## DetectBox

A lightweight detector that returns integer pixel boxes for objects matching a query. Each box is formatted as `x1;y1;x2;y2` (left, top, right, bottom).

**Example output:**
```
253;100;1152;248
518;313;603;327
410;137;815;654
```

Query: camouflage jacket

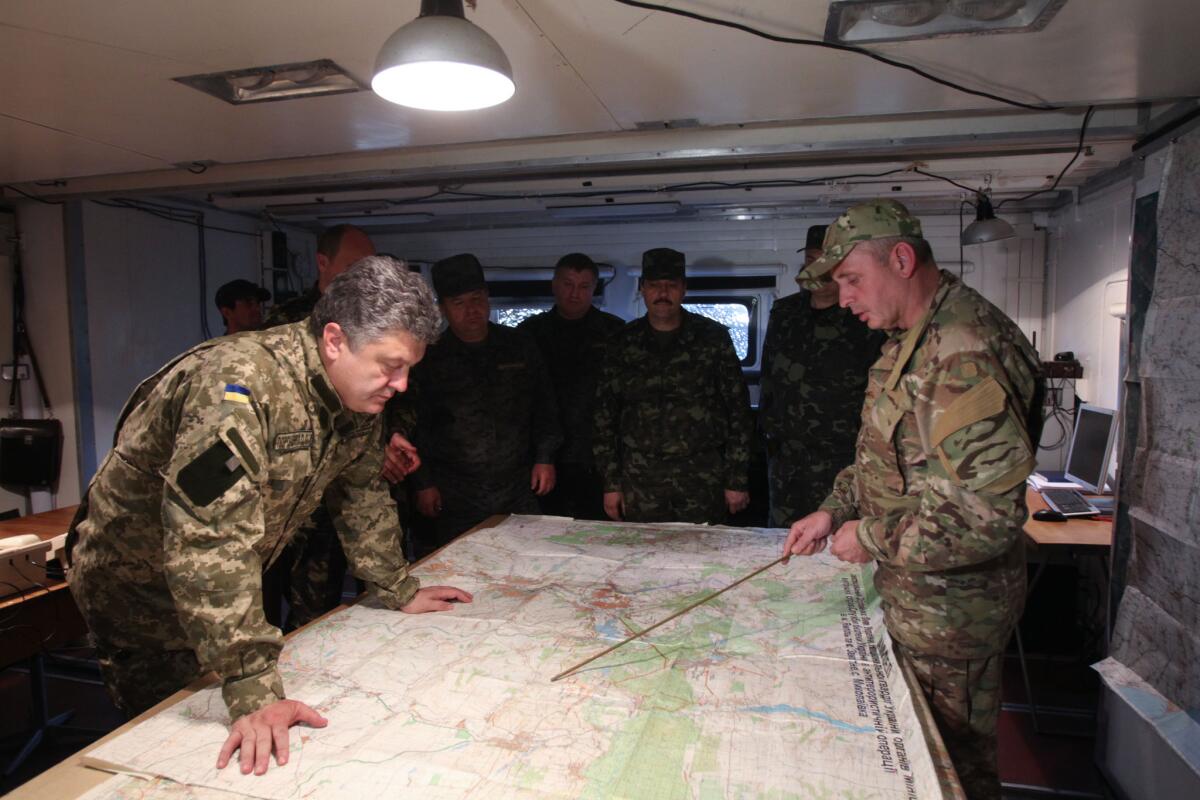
68;322;417;719
821;271;1041;659
517;306;625;467
759;291;885;457
593;310;753;492
408;322;562;490
262;282;320;327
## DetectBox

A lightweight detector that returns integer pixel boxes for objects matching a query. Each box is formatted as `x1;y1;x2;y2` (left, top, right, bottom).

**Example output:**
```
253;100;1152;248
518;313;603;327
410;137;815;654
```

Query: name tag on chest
273;431;314;453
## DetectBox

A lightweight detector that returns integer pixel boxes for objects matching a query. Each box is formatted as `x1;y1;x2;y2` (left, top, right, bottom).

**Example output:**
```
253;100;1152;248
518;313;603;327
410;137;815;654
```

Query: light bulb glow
372;61;514;111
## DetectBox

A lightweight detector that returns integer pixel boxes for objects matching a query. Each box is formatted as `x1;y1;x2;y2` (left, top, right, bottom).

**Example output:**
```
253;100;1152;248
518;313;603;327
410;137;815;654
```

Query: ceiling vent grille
173;59;366;105
824;0;1068;44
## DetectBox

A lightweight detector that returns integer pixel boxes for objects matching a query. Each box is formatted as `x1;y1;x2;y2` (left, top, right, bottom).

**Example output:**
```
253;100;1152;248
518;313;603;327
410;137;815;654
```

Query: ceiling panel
533;0;1200;125
0;0;1196;191
0;115;165;185
0;1;618;182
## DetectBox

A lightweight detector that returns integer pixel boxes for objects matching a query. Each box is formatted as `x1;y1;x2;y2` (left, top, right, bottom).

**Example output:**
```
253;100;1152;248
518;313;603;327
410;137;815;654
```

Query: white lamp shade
372;15;514;111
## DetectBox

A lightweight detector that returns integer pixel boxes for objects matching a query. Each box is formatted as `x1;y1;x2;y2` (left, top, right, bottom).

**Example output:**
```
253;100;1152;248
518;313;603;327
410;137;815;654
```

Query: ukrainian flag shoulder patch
222;383;252;404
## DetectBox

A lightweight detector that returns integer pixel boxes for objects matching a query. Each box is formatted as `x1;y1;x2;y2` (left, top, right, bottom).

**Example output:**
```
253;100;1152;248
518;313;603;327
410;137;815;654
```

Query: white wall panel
1046;181;1132;411
79;202;286;473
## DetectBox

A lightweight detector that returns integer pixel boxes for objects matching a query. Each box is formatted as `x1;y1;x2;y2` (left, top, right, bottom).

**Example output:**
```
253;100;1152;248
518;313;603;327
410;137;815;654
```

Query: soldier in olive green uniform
261;224;381;630
593;248;753;524
517;253;624;520
67;258;470;775
784;201;1042;799
408;254;563;555
760;224;885;527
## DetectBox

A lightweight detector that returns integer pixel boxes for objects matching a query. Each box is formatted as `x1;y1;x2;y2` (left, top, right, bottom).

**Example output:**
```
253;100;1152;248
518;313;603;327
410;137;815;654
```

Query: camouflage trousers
69;560;204;718
766;441;854;528
896;644;1004;800
621;463;726;525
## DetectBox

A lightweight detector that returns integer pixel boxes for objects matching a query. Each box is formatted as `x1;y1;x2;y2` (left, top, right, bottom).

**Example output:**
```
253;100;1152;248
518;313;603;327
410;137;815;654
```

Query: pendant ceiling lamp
372;0;515;111
961;193;1016;245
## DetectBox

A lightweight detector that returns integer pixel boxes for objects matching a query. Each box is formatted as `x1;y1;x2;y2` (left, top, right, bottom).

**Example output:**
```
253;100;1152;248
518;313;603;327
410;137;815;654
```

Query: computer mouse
1032;509;1067;523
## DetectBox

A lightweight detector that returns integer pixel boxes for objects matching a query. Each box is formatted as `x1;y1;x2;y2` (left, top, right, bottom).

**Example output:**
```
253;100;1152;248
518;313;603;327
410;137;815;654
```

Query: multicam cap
432;253;486;299
797;200;923;288
641;248;685;281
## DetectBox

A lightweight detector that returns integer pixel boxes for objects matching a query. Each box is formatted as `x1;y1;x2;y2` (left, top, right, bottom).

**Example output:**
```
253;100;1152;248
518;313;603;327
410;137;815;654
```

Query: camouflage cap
797;200;923;288
432;253;486;299
641;248;685;281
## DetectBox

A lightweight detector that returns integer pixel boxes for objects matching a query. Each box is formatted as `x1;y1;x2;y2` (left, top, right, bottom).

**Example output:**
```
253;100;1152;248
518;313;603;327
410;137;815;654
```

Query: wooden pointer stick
551;553;790;682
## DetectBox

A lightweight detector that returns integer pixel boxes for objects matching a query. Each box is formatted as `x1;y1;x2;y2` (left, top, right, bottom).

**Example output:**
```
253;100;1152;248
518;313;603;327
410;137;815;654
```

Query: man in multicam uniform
261;224;417;630
593;248;753;524
67;257;471;776
784;200;1042;799
759;224;885;528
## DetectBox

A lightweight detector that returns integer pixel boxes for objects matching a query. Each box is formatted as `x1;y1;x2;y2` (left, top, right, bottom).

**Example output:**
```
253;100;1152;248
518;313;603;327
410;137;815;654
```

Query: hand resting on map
217;699;327;776
216;587;472;774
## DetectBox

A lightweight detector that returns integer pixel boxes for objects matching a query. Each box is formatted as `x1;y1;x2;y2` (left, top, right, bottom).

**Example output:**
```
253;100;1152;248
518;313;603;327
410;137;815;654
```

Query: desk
1017;488;1112;733
1;506;95;777
1023;489;1111;549
1;505;84;666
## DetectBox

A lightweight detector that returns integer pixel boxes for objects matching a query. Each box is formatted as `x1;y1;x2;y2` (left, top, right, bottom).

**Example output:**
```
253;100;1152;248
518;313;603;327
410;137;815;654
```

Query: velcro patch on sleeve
177;440;246;508
932;375;1006;447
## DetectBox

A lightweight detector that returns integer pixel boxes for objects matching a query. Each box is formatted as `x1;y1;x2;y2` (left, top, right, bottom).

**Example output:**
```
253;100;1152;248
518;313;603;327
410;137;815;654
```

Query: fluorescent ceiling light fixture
825;0;1067;44
961;194;1016;245
173;60;364;105
372;0;515;111
547;202;682;220
266;201;391;217
314;213;435;226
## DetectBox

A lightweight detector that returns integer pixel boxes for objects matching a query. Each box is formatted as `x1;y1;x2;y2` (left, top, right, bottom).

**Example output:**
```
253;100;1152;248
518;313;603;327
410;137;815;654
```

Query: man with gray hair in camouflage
67;256;472;777
783;200;1042;799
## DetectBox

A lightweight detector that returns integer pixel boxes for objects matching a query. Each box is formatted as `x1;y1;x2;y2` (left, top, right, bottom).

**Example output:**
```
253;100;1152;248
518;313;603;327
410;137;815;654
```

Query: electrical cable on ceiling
89;198;262;238
385;167;924;207
998;105;1096;207
1;185;64;205
609;0;1062;112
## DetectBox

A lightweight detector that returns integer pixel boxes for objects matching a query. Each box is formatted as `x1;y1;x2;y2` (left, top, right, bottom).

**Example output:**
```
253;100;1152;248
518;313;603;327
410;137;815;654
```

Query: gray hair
309;255;442;347
855;236;934;266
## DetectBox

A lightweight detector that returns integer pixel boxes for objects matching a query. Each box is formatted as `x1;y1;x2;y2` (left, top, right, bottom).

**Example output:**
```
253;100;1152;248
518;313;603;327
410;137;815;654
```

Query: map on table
83;516;942;799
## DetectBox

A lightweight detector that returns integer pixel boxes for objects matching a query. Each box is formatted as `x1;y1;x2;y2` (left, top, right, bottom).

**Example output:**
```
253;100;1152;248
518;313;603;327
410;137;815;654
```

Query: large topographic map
81;516;944;799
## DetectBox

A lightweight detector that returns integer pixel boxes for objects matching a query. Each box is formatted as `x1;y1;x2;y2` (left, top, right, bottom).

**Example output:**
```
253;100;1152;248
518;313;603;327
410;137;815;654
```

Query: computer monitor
1064;404;1118;493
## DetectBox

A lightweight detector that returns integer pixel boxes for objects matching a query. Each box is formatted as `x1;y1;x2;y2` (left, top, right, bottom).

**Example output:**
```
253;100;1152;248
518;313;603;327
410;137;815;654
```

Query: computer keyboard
1041;488;1096;516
